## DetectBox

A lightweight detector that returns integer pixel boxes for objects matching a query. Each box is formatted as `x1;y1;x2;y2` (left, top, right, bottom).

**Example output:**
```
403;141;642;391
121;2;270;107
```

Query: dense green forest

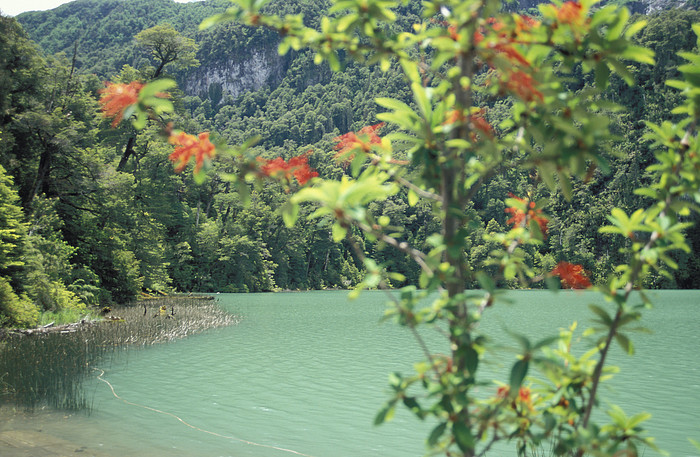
1;0;699;327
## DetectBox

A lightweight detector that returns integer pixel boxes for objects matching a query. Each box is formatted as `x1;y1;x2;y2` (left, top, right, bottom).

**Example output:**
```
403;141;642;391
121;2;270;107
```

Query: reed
0;296;237;410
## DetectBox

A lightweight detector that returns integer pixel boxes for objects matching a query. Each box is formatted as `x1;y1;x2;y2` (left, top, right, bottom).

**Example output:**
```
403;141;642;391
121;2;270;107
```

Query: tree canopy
0;2;698;328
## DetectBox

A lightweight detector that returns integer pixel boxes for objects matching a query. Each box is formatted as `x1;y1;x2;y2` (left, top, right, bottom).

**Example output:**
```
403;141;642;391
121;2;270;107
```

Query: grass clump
0;296;237;410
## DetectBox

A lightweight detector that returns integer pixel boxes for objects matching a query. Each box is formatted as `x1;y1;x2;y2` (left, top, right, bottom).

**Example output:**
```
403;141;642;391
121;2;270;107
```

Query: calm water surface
2;290;699;457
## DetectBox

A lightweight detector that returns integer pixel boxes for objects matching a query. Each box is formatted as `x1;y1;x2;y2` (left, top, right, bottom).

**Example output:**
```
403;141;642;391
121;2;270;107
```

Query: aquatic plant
0;297;237;410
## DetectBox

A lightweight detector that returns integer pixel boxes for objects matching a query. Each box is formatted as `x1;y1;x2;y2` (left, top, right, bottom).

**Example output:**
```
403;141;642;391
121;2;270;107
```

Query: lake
1;290;699;457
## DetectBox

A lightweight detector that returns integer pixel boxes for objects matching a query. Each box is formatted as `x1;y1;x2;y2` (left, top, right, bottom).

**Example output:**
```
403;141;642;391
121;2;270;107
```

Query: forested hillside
1;0;699;327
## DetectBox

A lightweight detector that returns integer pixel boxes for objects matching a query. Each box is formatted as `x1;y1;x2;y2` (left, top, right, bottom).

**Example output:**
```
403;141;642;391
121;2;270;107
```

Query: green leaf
621;45;655;65
332;223;348;242
193;168;208;185
281;201;299;227
624;20;647;39
475;271;495;293
510;359;529;390
615;332;634;355
400;58;421;84
533;335;560;350
200;12;231;30
453;421;475;453
407;189;419;206
628;411;652;429
608;58;635;85
139;79;176;99
589;304;613;326
374;402;396;425
411;82;432;119
595;61;611;90
402;396;422;416
376;97;414;113
427;422;447;447
132;111;147;130
463;345;479;376
559;171;573;200
545;275;560;291
689;438;700;451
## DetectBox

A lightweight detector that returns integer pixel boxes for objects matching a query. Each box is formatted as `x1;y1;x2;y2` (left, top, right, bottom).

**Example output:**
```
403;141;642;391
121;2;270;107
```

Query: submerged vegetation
0;296;237;410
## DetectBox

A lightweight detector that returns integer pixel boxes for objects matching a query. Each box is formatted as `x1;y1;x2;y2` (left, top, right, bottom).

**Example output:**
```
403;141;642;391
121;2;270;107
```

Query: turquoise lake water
2;290;699;456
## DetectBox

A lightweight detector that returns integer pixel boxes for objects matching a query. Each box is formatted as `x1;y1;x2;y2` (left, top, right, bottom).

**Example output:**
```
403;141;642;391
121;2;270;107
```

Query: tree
0;164;27;281
114;26;197;172
0;164;38;327
135;24;199;79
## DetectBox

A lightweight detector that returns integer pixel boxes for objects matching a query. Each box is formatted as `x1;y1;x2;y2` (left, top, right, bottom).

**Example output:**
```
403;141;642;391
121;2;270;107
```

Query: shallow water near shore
1;290;699;457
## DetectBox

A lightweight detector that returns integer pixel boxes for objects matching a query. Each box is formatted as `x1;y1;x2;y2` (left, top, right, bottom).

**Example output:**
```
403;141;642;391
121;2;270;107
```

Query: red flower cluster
518;386;532;405
258;152;318;186
334;123;384;157
551;261;592;289
472;16;545;103
168;132;216;174
99;81;143;127
555;1;585;26
445;109;494;140
495;385;532;406
505;70;544;103
497;385;510;399
468;110;495;139
473;16;539;62
505;194;548;235
514;14;540;35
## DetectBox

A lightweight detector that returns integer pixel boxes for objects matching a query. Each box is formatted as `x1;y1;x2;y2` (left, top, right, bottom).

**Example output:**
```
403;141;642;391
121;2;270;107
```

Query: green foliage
16;0;229;78
0;277;38;328
0;1;698;310
0;165;27;274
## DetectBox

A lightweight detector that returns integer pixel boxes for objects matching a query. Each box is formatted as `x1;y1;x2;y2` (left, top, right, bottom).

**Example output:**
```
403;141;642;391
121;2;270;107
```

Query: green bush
0;277;39;328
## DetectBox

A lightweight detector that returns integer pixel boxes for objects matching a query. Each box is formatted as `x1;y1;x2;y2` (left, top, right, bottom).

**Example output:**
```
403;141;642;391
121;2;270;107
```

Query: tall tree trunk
26;141;53;208
195;200;201;229
153;61;166;79
116;136;136;172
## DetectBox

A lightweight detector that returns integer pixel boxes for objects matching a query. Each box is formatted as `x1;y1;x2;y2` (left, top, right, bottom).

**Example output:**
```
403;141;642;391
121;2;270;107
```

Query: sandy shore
0;407;112;457
0;428;113;457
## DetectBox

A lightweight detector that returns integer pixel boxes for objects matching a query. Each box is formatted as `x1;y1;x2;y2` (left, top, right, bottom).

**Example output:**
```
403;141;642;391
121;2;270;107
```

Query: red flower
487;17;505;30
551;261;592;289
258;152;318;186
333;123;385;161
448;25;461;41
168;131;216;174
444;108;494;139
99;81;143;127
515;14;540;34
556;1;585;26
497;386;510;399
468;111;495;139
505;70;544;103
474;16;539;68
260;157;289;176
518;387;532;404
292;164;318;185
505;194;548;235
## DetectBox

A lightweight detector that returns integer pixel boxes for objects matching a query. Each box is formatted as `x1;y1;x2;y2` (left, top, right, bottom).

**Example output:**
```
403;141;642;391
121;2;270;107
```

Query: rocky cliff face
182;42;291;101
